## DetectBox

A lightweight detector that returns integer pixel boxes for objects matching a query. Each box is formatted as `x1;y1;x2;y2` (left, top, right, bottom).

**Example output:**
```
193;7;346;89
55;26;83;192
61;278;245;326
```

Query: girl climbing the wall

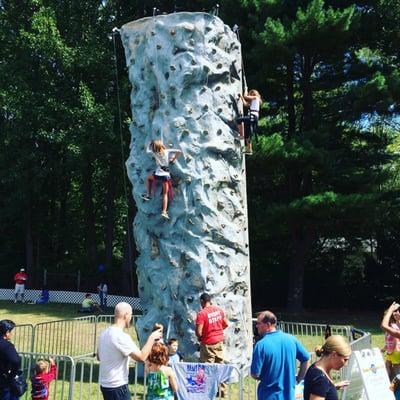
145;342;178;400
239;89;262;155
141;140;182;220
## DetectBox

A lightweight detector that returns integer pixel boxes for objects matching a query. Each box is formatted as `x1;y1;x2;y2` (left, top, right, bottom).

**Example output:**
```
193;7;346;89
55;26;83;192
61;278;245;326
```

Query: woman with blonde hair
303;335;351;400
239;89;262;155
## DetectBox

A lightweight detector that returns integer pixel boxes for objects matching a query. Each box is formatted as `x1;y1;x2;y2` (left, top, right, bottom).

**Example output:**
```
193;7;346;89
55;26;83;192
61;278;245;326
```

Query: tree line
1;0;399;311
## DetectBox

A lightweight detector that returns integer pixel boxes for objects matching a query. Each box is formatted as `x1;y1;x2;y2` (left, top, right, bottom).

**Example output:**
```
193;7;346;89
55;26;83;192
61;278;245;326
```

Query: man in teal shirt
251;311;310;400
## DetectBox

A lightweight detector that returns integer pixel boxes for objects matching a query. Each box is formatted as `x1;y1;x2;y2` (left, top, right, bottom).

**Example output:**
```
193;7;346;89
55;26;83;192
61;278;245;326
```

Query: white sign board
353;348;394;400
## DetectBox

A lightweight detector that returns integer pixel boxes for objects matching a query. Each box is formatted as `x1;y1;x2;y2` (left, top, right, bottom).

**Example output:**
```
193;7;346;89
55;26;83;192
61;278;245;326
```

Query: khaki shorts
200;341;224;364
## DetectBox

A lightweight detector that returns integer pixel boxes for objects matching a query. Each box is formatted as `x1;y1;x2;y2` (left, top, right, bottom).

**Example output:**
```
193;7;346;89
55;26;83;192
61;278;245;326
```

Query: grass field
0;301;386;399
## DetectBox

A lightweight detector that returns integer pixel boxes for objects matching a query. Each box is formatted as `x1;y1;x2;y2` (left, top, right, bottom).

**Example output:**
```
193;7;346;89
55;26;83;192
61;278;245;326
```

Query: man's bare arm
129;328;162;362
195;323;203;340
297;360;309;383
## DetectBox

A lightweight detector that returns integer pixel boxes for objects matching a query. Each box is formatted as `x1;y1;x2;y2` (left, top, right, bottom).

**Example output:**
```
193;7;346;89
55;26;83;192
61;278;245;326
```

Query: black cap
0;320;16;335
200;293;211;303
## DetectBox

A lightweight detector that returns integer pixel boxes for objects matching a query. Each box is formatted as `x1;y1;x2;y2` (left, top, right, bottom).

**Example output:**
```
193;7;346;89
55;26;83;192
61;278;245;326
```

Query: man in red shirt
195;293;229;395
14;267;28;303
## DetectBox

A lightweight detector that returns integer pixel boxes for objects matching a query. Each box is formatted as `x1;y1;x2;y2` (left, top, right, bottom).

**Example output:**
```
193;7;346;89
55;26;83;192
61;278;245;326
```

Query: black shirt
304;363;338;400
0;337;21;386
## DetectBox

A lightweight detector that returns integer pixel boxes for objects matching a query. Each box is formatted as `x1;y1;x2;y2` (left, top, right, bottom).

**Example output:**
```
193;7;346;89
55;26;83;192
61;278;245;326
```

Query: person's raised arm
169;149;182;164
129;328;162;362
240;93;249;107
382;302;400;338
242;93;258;101
146;141;153;154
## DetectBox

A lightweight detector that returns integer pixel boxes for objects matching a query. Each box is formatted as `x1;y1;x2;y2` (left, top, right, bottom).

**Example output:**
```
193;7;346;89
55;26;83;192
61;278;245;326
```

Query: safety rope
233;24;248;94
152;8;163;142
112;29;136;297
232;24;251;304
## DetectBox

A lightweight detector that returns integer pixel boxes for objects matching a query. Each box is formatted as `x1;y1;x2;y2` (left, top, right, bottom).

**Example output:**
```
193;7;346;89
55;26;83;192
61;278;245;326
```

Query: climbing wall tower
121;12;252;367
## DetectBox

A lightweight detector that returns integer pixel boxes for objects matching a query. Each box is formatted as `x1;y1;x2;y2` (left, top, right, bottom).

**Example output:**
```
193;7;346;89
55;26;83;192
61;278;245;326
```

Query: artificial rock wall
121;12;252;367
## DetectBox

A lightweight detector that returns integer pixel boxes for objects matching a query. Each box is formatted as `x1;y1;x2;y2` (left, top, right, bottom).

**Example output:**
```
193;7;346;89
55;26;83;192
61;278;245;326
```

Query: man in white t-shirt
97;302;162;400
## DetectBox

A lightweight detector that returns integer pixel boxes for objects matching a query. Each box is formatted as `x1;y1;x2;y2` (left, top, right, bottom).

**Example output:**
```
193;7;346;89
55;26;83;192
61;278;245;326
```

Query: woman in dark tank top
303;335;351;400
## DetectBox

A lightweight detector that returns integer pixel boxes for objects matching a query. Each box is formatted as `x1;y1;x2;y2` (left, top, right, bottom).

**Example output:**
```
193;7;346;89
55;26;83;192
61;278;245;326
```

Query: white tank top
250;98;260;113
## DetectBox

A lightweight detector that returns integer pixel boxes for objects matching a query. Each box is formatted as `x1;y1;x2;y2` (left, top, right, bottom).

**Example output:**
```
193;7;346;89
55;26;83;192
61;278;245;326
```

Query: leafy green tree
246;0;399;310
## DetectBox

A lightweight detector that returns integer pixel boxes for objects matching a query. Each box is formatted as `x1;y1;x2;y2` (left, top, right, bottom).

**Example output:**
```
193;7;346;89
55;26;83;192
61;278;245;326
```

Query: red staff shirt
196;305;227;345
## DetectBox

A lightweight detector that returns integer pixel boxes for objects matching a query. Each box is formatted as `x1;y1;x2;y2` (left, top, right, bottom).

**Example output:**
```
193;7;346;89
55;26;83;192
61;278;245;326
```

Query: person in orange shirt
14;268;28;303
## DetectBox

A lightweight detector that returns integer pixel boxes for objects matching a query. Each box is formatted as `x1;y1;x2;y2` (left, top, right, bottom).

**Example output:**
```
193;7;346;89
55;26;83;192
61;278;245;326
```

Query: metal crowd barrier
241;364;257;400
13;315;139;360
12;317;371;400
13;323;34;353
33;316;97;357
278;321;352;342
72;356;142;400
18;352;76;400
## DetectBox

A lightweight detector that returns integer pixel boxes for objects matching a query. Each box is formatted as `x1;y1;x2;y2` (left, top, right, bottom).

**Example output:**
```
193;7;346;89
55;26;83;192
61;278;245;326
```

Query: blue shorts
100;384;130;400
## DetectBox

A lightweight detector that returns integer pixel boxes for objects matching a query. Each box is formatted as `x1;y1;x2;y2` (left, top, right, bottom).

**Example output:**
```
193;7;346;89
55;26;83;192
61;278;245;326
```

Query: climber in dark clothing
0;320;21;400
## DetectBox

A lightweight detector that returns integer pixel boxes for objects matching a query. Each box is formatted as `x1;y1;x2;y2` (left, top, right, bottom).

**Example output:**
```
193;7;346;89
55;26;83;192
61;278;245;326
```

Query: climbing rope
232;24;248;94
112;29;136;297
152;8;163;142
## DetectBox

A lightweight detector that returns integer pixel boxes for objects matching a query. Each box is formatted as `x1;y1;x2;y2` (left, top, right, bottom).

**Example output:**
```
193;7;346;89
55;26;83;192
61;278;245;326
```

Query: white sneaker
161;212;170;220
141;194;151;201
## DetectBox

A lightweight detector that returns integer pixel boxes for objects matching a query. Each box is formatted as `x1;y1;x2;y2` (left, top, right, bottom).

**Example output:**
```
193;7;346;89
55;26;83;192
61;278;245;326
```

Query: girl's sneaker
161;211;170;220
141;194;151;201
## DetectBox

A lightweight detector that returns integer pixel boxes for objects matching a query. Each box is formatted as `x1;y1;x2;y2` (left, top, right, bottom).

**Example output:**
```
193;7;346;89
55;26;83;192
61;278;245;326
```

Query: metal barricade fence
72;356;143;400
18;352;76;400
13;324;34;353
278;321;352;342
241;365;257;400
17;352;142;400
12;317;371;399
33;316;97;357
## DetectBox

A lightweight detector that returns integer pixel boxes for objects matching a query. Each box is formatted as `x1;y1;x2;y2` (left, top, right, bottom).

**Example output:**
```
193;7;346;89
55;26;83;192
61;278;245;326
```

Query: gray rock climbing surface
121;12;252;368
